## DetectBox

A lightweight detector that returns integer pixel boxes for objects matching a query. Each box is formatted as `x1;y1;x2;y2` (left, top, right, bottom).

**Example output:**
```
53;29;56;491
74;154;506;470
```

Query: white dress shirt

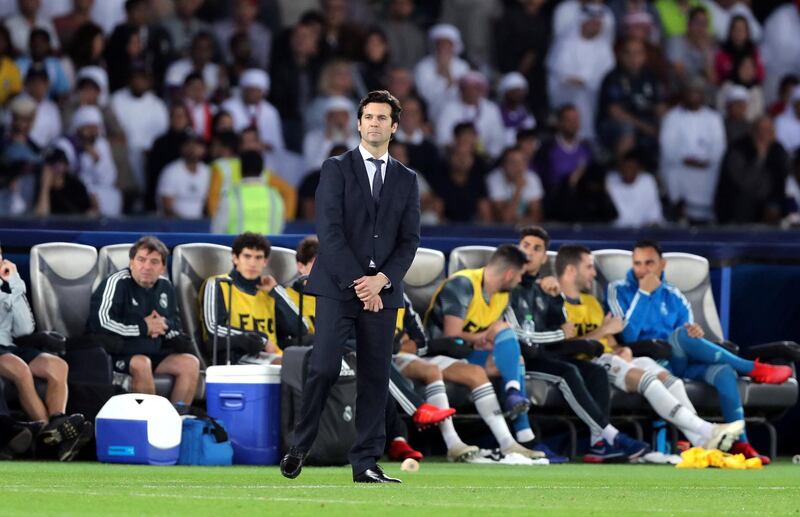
358;144;388;193
357;144;391;285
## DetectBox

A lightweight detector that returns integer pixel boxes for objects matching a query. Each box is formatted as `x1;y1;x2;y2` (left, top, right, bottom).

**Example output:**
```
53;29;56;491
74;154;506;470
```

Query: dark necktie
367;158;384;204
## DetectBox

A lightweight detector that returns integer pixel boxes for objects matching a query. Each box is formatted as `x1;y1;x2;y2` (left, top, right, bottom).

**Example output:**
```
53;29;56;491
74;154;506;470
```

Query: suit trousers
293;294;397;475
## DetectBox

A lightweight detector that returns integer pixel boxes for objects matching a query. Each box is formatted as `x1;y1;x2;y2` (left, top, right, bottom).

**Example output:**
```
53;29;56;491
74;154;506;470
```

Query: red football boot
412;403;456;429
387;438;423;462
748;359;792;384
729;441;771;466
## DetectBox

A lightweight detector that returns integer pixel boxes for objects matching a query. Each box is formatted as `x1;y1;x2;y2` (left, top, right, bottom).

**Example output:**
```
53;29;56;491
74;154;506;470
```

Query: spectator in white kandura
110;65;169;193
4;0;60;55
497;72;536;148
62;105;122;216
553;0;615;46
221;68;284;152
762;2;800;103
486;145;543;224
164;31;223;97
302;95;360;171
659;78;726;223
547;6;615;140
413;23;469;120
605;149;664;228
22;65;61;148
775;86;800;155
436;71;505;159
157;132;210;219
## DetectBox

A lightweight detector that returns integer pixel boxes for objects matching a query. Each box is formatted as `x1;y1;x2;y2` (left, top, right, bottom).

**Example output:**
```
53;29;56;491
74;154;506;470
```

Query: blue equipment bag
178;409;234;466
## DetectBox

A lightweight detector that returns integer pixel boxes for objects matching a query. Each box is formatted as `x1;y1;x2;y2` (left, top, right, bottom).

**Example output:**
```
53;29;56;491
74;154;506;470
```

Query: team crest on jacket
160;293;168;308
536;296;546;312
660;302;668;316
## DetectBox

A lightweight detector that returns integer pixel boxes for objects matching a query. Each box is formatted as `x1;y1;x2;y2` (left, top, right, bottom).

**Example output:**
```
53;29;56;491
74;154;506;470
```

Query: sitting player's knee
466;364;489;387
44;356;69;382
180;354;200;372
1;356;32;383
129;355;153;377
623;367;644;393
422;363;442;384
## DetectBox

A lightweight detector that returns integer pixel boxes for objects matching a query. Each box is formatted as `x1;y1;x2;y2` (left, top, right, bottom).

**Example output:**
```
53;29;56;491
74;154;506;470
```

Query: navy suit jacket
306;147;421;309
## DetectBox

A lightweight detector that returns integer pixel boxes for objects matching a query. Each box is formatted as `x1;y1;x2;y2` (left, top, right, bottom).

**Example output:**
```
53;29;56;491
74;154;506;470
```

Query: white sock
662;376;706;445
392;436;406;442
639;373;712;444
599;424;619;445
471;382;515;450
425;381;461;449
516;428;535;443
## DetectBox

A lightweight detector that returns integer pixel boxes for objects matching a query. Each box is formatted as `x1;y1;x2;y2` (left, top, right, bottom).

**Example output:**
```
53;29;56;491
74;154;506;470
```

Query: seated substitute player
424;244;545;459
507;226;648;462
283;235;456;445
396;289;542;462
0;248;92;461
556;245;746;459
88;236;200;405
200;232;307;366
607;240;792;463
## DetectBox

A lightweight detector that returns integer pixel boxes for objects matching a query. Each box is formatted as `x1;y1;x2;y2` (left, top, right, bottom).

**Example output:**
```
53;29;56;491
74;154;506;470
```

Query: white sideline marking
0;487;775;514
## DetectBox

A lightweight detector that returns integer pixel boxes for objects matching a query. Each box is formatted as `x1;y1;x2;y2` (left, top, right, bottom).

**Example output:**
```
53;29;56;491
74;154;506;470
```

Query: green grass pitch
2;460;799;516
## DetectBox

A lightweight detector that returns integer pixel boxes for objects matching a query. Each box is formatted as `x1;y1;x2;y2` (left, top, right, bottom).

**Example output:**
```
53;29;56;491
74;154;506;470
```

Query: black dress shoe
353;465;402;483
280;447;305;479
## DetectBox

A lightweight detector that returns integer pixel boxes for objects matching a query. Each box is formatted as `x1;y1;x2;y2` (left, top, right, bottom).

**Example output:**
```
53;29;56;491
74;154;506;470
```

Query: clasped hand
144;310;168;338
354;275;387;312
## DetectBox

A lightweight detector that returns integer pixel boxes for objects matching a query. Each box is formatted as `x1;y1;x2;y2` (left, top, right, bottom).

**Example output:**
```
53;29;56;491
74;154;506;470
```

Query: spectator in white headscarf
547;7;615;140
221;68;284;152
413;23;470;120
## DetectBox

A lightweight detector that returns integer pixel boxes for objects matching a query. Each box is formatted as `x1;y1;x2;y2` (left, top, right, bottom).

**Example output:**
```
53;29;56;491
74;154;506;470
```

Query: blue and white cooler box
205;364;281;465
95;393;182;465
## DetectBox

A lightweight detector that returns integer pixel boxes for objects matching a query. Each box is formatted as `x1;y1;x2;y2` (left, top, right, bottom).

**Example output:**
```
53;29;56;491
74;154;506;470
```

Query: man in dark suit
281;90;421;483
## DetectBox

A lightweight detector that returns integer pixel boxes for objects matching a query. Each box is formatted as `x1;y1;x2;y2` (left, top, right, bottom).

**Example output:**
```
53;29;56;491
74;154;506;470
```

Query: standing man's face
357;102;397;148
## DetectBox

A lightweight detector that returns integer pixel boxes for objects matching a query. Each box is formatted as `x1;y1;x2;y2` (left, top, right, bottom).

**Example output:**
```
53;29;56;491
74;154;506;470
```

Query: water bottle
522;314;535;342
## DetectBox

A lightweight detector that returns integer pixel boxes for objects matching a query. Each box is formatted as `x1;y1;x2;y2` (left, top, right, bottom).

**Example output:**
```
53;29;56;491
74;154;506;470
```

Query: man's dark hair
129;236;169;265
453;121;477;138
555;244;592;277
633;239;663;257
232;232;271;258
183;71;204;87
296;236;319;265
557;103;578;119
516;128;538;142
213;130;239;153
688;6;708;22
240;150;263;178
499;145;523;165
488;244;528;272
357;90;402;125
125;0;146;13
519;225;550;248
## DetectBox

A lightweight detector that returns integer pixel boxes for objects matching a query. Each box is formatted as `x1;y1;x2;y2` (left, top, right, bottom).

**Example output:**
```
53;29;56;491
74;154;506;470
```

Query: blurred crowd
2;0;800;228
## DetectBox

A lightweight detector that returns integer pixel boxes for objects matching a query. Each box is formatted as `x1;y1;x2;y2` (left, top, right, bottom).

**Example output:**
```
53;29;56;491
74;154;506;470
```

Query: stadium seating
171;243;232;368
403;248;446;315
447;245;496;275
93;244;134;292
263;246;298;285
